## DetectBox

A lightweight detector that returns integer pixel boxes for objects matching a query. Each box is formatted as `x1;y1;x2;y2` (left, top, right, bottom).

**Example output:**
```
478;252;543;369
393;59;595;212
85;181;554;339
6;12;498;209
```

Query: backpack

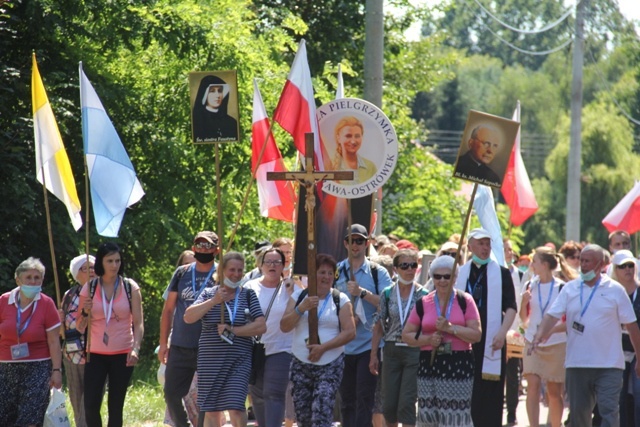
89;277;133;311
334;261;380;294
414;289;467;340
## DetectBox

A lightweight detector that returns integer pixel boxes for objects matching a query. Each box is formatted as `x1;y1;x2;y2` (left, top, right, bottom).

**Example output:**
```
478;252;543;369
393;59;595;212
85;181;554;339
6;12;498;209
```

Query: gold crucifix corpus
267;132;354;344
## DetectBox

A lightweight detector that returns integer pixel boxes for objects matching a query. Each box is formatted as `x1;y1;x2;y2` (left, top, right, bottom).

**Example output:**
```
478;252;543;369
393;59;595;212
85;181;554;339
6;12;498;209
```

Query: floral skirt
417;350;474;427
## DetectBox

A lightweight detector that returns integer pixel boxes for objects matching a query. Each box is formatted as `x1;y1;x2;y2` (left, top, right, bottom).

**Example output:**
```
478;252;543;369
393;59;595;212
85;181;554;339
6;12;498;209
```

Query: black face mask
194;252;215;264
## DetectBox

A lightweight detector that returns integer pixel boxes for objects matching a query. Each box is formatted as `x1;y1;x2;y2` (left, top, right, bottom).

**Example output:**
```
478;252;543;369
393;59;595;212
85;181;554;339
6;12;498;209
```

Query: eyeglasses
345;238;367;245
441;251;457;257
616;263;635;270
263;260;283;267
433;274;451;280
397;262;418;270
79;266;95;272
194;241;218;250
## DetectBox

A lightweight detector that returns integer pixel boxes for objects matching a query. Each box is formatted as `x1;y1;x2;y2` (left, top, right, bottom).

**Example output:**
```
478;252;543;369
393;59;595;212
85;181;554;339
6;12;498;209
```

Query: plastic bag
43;388;71;427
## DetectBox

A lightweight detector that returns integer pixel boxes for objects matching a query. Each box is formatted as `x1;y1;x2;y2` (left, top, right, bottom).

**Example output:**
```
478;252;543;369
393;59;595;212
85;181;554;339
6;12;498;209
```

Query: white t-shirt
244;279;297;356
548;276;636;369
522;278;566;346
290;288;350;366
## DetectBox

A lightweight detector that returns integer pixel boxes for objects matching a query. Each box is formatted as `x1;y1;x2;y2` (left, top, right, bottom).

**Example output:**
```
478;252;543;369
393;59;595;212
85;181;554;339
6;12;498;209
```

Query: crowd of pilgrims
2;227;640;427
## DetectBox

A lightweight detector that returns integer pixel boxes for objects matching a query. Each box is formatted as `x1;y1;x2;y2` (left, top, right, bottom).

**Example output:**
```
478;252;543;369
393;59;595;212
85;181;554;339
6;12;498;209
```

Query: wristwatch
360;289;368;299
52;368;62;373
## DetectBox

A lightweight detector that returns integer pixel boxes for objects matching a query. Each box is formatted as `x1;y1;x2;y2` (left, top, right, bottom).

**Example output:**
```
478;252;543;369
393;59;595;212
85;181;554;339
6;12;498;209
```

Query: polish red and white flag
252;79;296;222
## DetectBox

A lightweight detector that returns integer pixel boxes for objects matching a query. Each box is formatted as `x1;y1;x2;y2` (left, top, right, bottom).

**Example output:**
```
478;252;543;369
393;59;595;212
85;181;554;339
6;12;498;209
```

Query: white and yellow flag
32;53;82;230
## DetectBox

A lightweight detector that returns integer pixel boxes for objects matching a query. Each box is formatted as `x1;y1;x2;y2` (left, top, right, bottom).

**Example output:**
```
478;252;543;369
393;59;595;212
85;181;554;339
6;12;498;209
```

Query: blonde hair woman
332;116;376;184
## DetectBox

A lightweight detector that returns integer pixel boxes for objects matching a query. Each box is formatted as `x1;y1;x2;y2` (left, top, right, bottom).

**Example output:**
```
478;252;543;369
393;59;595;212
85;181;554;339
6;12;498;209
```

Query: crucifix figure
267;132;353;344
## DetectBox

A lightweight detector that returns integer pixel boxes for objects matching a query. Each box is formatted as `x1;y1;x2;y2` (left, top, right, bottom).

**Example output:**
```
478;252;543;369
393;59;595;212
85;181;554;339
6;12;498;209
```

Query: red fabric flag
602;181;640;234
273;39;329;171
501;103;538;226
252;79;296;222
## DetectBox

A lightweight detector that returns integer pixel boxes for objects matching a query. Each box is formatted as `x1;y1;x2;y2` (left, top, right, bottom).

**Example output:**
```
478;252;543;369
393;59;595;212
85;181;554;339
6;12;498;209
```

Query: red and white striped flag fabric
501;102;538;226
252;79;296;222
273;39;328;171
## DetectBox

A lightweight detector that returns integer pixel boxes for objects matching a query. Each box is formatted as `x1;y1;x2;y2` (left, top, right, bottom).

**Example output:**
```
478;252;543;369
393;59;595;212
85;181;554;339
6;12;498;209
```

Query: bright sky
396;0;640;41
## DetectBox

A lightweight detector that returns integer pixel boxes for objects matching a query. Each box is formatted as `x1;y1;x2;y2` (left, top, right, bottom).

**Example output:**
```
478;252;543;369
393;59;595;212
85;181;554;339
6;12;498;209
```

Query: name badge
436;342;452;355
221;329;236;345
65;339;83;353
395;335;408;346
10;343;29;360
572;321;585;334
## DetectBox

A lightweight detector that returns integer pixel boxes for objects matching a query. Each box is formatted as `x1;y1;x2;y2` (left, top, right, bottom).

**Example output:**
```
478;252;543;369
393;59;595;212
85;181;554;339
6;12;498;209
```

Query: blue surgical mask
20;284;42;299
580;269;597;282
223;277;244;289
518;265;528;273
472;254;490;265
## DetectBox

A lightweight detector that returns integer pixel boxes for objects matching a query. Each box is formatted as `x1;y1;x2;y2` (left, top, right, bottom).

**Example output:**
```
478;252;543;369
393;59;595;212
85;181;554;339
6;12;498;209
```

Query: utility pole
566;0;587;242
364;0;384;235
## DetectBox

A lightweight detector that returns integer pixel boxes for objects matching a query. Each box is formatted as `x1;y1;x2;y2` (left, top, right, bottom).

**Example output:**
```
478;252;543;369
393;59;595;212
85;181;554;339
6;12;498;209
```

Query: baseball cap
468;228;491;241
254;239;271;254
344;224;368;239
396;239;418;251
194;231;219;245
440;241;458;252
612;249;636;266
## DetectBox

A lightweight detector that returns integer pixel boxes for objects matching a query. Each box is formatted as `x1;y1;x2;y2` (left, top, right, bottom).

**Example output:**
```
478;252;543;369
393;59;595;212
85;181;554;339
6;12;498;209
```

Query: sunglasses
345;238;367;245
397;262;418;270
441;251;457;257
616;263;635;270
194;241;218;250
432;274;451;280
263;260;283;267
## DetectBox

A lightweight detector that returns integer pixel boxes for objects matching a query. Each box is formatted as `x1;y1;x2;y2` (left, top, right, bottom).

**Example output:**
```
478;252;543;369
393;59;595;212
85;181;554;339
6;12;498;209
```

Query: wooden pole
432;183;478;365
226;119;277;252
83;156;91;361
215;142;225;325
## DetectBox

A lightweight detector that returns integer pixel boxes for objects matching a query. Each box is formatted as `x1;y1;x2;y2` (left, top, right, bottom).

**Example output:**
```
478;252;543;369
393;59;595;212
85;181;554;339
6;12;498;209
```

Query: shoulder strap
61;285;80;314
295;289;309;307
331;288;341;317
414;296;425;340
455;289;466;315
384;287;392;315
89;278;99;299
371;262;379;294
122;278;133;311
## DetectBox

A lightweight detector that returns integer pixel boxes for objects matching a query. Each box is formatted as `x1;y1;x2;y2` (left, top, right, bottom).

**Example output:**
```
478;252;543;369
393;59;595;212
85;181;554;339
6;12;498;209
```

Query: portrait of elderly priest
454;124;503;186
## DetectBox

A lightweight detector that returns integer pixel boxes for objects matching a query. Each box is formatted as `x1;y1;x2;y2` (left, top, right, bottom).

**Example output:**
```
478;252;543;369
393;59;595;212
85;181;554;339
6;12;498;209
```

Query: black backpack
414;289;467;340
295;288;343;330
334;261;380;294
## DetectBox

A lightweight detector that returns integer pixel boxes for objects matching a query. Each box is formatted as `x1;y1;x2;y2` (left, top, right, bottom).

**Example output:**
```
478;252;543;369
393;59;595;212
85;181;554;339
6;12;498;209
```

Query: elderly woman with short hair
402;255;481;427
0;257;63;427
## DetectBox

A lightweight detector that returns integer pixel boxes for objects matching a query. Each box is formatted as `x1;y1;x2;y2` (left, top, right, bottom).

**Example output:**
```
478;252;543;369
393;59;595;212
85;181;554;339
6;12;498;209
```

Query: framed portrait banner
316;98;398;198
189;70;240;144
452;110;520;189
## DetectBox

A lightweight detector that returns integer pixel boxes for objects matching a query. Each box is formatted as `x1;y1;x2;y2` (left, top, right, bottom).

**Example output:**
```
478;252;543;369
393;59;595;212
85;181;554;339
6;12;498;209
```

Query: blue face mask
223;277;244;289
518;265;528;273
472;254;490;265
20;285;42;299
580;269;597;282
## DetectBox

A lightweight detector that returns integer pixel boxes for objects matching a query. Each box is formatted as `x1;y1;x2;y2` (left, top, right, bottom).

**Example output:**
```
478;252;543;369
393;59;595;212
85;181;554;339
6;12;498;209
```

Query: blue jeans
620;358;640;427
249;351;292;427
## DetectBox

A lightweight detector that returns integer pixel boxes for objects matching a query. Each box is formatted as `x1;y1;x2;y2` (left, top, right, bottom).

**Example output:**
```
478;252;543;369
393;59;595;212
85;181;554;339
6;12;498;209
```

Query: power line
585;45;640;126
472;0;578;35
483;25;574;55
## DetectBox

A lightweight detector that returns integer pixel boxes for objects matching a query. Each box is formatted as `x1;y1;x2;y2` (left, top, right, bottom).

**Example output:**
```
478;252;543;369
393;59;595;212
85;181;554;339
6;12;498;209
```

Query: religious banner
452;110;519;189
317;98;398;198
293;98;398;273
189;70;240;144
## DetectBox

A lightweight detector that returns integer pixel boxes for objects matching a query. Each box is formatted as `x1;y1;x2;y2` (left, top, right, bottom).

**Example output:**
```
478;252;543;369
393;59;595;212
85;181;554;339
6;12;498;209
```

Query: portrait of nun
191;74;239;143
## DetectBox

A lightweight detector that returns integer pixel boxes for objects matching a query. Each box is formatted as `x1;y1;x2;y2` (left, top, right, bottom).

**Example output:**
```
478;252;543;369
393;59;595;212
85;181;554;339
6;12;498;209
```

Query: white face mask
397;277;413;285
223;277;245;289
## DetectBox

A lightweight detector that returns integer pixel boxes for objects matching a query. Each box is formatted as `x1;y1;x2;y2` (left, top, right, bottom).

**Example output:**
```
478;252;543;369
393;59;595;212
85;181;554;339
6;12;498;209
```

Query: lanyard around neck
224;288;241;326
579;277;601;318
395;282;416;327
101;277;120;327
16;293;38;339
537;278;555;317
191;263;216;299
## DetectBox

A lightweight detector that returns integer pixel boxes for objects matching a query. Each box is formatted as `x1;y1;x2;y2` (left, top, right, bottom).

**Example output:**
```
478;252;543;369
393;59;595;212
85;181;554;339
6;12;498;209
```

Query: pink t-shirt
0;288;61;361
79;278;138;355
407;291;480;351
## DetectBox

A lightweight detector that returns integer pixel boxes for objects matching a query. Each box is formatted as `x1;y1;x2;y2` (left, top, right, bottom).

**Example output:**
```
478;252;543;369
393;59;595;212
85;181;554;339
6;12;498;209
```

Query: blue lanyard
16;294;38;338
317;292;332;318
191;263;215;299
580;278;601;318
537;278;555;317
467;270;485;306
434;292;455;320
224;288;241;326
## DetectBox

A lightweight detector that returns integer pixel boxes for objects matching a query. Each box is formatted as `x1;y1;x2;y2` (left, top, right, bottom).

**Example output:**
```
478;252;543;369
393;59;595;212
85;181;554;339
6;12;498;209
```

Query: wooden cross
267;132;353;344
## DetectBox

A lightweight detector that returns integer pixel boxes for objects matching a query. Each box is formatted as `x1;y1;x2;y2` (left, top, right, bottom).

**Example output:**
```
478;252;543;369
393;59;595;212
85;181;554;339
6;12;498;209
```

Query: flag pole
432;182;478;366
80;61;92;361
215;142;226;325
507;101;521;239
40;170;63;312
226;118;277;252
